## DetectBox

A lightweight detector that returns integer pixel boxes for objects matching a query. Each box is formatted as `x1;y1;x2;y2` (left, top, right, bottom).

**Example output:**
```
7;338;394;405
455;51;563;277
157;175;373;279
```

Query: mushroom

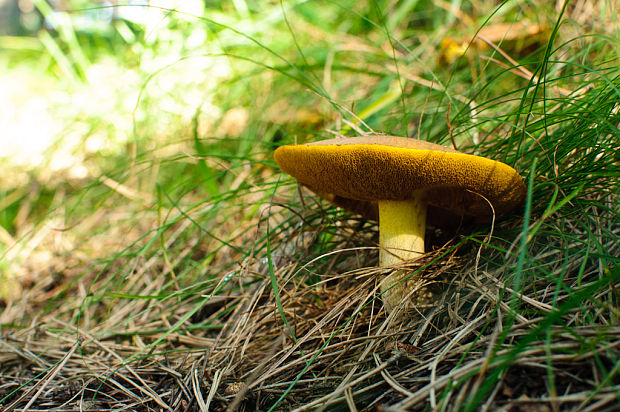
274;135;526;310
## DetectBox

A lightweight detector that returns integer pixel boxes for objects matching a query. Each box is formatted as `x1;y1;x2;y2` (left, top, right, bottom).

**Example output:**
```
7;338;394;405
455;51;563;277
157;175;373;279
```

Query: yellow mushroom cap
274;136;526;220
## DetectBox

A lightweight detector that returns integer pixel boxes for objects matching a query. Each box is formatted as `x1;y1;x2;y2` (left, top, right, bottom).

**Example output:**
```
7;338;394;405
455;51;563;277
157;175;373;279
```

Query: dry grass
1;190;618;410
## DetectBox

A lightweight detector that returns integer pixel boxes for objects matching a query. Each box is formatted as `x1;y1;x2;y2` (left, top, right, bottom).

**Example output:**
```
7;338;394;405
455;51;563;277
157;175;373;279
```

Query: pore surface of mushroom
274;136;526;310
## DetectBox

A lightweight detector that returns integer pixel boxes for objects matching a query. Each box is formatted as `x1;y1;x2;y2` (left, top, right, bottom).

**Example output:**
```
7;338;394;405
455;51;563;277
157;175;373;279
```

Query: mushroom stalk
378;191;427;309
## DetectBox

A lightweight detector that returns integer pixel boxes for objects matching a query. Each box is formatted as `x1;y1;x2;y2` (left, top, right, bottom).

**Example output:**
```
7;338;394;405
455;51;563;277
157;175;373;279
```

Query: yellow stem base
378;195;427;310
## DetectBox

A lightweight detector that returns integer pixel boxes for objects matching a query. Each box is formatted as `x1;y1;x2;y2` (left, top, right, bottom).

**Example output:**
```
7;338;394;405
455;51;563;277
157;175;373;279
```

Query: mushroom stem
378;192;427;309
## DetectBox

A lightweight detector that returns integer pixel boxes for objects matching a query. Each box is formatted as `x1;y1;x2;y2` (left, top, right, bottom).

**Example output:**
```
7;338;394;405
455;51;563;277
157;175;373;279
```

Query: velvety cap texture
274;136;526;218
